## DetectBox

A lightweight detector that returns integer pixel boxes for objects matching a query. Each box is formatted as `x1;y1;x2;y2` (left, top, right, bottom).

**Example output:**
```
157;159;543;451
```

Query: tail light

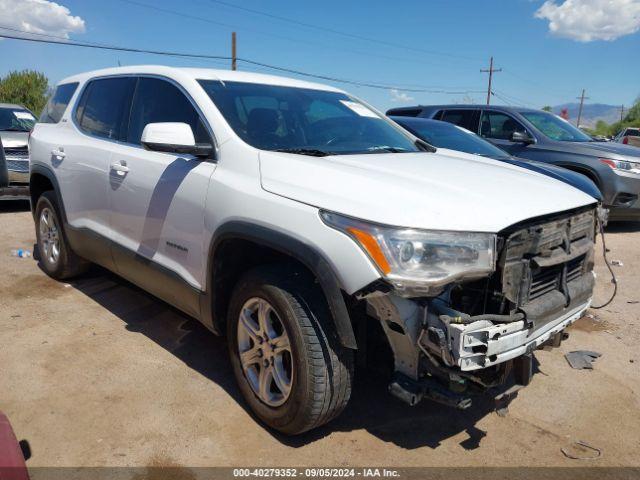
623;137;628;144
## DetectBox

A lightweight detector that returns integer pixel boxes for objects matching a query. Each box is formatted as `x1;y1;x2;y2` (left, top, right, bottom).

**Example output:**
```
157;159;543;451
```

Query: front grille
501;208;596;307
4;146;29;159
6;159;29;172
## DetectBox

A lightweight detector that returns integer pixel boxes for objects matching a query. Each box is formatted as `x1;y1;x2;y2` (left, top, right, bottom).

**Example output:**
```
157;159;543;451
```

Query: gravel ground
1;200;639;468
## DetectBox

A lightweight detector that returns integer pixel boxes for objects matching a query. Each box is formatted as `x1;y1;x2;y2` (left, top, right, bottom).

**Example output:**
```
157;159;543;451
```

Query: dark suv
387;105;640;221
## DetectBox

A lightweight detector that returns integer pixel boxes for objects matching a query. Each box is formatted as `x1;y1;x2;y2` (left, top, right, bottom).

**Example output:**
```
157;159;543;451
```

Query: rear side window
627;129;640;137
75;77;136;141
127;77;210;145
439;109;479;132
39;82;78;123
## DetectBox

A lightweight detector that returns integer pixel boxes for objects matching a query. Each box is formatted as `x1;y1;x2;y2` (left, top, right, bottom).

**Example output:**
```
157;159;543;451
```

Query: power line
200;0;480;63
492;89;538;108
0;29;485;95
116;0;471;70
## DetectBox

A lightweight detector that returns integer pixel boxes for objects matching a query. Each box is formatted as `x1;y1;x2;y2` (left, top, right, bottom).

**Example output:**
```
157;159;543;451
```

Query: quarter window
75;77;136;141
126;77;210;145
40;82;78;124
480;111;526;140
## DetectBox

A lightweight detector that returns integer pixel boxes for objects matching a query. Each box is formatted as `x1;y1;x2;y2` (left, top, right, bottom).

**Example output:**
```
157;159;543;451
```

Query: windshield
520;111;592;142
397;119;510;159
0;107;36;132
198;80;419;155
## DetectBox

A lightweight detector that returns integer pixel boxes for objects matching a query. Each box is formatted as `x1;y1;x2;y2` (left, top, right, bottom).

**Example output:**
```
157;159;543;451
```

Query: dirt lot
1;199;639;468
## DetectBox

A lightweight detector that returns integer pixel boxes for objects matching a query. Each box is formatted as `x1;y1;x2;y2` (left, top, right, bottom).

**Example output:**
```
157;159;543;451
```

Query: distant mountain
551;103;622;128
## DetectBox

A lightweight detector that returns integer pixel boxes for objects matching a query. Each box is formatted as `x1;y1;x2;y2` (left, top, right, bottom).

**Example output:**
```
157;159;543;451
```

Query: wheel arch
29;165;66;221
202;221;358;349
555;163;602;191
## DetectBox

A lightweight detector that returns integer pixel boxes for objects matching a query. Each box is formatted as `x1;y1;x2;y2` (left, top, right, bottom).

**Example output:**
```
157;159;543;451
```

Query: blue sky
1;0;639;112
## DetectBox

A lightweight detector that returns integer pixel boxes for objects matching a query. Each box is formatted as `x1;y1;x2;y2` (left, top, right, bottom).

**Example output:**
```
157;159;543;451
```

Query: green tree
542;106;552;112
0;70;49;114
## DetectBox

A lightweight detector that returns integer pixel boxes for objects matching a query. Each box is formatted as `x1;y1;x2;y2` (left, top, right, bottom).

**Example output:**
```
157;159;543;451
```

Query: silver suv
29;66;598;434
0;103;35;199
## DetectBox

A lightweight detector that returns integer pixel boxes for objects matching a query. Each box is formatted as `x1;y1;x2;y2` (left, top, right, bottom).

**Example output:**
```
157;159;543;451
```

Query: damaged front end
361;207;597;409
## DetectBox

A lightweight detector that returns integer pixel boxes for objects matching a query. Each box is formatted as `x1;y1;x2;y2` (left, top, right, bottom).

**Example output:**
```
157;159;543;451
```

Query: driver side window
480;111;526;140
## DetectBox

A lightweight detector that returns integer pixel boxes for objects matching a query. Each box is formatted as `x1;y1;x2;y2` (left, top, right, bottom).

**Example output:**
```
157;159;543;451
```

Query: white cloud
390;89;414;103
535;0;640;42
0;0;85;39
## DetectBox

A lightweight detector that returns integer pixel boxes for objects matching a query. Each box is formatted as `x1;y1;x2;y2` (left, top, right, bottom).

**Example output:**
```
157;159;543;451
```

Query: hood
503;157;602;200
259;149;596;233
544;139;640;160
0;131;29;148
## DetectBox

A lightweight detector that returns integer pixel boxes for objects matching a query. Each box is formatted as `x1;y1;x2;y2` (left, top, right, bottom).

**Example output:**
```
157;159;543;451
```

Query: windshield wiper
275;148;332;157
367;145;410;153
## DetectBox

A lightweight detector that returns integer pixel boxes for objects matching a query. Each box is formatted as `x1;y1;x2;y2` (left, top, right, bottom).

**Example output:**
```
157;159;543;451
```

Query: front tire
227;266;354;435
35;191;89;279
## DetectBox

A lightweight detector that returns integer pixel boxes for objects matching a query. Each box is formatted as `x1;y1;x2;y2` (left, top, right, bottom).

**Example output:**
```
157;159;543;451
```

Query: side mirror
511;131;534;144
141;122;212;158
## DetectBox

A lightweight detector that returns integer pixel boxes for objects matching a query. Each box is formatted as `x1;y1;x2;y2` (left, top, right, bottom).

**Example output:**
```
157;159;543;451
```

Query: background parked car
390;116;602;200
614;127;640;147
387;105;640;221
0;103;35;200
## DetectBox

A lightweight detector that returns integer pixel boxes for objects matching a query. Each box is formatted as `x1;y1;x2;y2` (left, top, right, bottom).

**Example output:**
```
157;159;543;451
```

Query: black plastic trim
207;221;358;349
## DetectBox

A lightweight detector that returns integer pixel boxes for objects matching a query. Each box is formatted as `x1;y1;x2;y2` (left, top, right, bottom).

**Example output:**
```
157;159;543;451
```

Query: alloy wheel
237;297;294;407
39;207;60;266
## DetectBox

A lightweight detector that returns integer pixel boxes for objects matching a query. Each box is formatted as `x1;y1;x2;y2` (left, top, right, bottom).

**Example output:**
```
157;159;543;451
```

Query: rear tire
227;265;353;435
35;191;89;280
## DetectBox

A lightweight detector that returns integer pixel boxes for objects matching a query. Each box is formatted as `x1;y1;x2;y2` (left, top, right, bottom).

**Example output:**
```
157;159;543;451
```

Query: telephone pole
480;56;501;105
620;105;625;122
576;89;589;127
231;32;237;71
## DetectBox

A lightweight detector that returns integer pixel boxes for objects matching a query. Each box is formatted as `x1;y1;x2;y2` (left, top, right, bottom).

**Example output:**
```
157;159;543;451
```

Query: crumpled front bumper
445;300;590;371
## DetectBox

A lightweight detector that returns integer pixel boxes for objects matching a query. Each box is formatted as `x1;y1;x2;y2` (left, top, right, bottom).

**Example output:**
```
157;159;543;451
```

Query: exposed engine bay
365;206;597;408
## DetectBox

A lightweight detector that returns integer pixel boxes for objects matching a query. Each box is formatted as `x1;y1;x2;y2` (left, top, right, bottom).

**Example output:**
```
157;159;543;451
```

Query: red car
0;412;29;480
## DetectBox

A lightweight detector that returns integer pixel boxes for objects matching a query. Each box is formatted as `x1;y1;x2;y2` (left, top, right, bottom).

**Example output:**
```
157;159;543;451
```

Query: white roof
58;65;345;93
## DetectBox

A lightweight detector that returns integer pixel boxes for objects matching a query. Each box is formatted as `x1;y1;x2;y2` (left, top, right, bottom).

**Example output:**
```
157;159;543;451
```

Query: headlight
321;211;496;290
600;158;640;175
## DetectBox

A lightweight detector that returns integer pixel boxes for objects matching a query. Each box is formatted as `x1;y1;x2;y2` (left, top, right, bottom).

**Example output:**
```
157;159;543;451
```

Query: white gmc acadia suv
29;66;598;434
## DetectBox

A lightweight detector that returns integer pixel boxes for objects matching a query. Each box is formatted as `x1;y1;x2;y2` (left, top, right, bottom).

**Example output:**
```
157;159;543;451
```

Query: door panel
56;77;136;269
108;77;216;291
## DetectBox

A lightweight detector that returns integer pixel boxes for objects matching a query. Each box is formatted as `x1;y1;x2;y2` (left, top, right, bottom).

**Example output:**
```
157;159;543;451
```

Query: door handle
110;161;130;176
51;148;66;159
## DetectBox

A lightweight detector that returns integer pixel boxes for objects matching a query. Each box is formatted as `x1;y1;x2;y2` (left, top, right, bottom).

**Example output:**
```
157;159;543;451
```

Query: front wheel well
558;165;602;192
210;238;320;335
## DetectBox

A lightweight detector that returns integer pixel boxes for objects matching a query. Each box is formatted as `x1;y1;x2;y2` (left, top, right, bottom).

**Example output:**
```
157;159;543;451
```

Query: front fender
205;221;358;349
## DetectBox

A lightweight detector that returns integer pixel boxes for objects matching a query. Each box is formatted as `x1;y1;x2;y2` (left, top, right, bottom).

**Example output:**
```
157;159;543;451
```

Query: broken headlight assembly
321;211;496;294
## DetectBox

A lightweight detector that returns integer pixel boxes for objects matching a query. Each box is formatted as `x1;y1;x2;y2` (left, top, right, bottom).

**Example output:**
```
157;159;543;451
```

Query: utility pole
620;105;625;122
480;56;501;105
231;32;237;71
576;89;589;127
